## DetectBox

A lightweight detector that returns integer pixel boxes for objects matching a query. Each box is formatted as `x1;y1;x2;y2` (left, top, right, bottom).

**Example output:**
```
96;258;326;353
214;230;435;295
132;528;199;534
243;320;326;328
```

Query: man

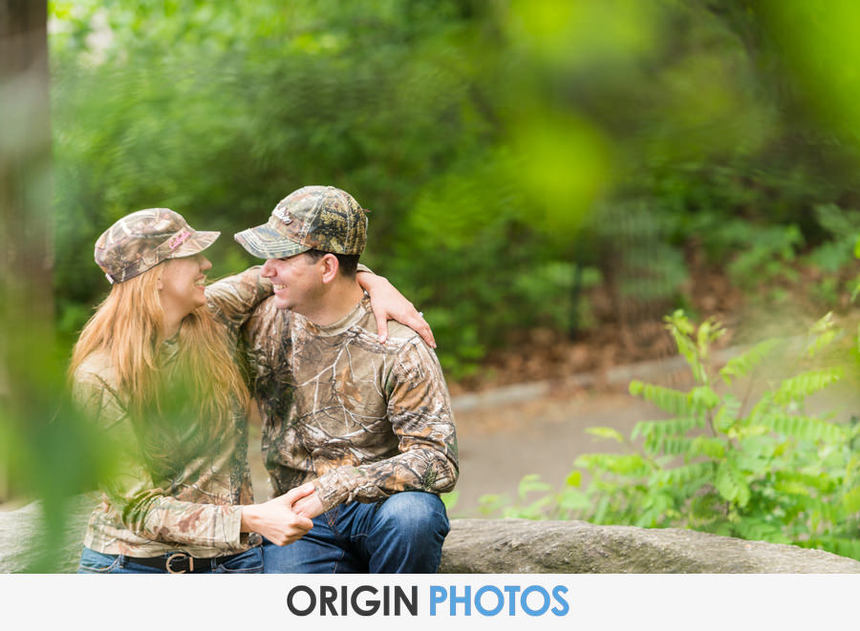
235;185;458;573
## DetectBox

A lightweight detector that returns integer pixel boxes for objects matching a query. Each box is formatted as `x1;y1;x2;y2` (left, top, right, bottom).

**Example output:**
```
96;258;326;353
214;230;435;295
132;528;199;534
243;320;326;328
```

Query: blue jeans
77;546;263;574
263;491;449;574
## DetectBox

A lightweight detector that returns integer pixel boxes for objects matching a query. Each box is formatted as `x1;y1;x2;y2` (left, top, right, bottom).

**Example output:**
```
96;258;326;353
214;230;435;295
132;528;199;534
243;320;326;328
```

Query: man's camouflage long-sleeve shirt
72;267;271;558
243;294;459;512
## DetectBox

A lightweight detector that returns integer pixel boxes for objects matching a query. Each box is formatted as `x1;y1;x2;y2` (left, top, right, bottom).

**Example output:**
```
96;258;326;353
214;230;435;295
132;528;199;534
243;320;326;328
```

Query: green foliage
803;205;860;308
440;490;459;512
0;326;121;570
480;312;860;560
47;0;860;371
50;0;505;353
682;216;804;303
719;339;781;384
726;224;803;291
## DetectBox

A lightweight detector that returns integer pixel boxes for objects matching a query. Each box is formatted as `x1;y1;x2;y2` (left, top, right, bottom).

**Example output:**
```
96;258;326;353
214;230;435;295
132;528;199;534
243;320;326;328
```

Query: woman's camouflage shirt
72;267;271;558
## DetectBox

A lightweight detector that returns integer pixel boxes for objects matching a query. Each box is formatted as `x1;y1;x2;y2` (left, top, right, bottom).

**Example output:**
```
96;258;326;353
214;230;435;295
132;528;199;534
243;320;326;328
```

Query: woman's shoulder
72;351;121;405
73;350;116;386
71;352;128;424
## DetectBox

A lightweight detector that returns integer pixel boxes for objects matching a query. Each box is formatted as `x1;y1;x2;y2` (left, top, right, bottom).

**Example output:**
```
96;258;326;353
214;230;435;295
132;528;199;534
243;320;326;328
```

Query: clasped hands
240;481;325;546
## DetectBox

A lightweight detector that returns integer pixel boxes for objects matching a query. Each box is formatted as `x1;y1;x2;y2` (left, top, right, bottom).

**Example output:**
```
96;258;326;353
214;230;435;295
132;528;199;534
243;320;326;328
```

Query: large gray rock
2;501;859;573
439;518;860;573
0;496;94;573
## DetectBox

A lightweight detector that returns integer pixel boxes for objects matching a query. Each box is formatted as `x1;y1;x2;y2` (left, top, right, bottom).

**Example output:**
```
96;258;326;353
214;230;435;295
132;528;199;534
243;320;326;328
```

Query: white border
2;574;857;630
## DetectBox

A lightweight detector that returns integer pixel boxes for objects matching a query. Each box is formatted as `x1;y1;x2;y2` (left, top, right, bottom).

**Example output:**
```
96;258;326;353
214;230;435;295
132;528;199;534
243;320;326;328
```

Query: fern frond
747;391;775;426
575;453;649;476
713;396;741;432
517;473;552;501
630;381;695;416
773;368;843;404
734;518;789;543
554;489;591;515
635;491;677;528
760;414;845;442
689;436;727;459
805;534;860;561
689;386;721;413
654;461;712;486
592;495;611;524
687;492;726;525
806;329;838;359
664;309;694;335
632;416;703;440
644;435;693;456
772;470;837;494
772;479;814;497
630;381;720;417
662;311;725;385
809;498;841;525
672;331;706;383
715;461;751;507
696;318;726;359
565;470;582;488
806;312;837;359
672;477;712;504
585;426;625;443
719;339;781;384
841;485;860;514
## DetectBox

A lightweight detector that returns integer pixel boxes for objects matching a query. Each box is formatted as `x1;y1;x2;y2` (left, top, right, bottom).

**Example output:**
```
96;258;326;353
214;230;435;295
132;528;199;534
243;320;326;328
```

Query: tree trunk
0;0;53;501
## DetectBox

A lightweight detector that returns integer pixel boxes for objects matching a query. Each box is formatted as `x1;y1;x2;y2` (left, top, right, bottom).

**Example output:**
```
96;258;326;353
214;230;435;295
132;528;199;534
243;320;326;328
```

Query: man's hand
290;482;325;520
357;271;436;348
240;484;316;546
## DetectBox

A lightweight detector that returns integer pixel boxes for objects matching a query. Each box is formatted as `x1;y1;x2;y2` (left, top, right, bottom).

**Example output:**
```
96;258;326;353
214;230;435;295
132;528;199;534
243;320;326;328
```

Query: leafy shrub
48;1;860;372
803;204;860;308
480;311;860;560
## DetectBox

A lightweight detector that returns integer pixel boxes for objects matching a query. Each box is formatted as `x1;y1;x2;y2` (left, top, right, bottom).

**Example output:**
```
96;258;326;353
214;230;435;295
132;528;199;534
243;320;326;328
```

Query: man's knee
375;492;449;538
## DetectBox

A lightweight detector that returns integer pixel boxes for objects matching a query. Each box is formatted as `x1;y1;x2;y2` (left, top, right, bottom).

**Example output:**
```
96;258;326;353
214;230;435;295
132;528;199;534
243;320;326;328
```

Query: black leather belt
132;551;242;574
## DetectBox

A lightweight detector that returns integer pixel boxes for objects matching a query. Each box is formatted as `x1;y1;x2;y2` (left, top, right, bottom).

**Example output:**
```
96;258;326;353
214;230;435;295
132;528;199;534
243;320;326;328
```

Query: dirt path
446;387;662;516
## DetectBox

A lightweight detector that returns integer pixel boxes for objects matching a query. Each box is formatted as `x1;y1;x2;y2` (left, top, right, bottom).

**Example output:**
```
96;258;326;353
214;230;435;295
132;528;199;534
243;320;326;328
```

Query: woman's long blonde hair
69;263;249;437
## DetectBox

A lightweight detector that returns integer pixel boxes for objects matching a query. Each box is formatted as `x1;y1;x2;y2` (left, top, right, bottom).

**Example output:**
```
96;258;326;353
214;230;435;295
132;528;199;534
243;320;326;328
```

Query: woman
71;208;430;573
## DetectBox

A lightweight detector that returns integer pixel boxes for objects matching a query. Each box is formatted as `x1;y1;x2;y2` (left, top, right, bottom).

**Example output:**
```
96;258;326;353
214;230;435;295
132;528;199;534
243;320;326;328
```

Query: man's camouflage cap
234;185;367;259
94;208;219;284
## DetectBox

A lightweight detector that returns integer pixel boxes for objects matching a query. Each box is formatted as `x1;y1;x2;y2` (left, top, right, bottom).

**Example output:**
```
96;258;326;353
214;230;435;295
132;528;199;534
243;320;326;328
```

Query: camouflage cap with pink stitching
94;208;220;284
234;186;367;259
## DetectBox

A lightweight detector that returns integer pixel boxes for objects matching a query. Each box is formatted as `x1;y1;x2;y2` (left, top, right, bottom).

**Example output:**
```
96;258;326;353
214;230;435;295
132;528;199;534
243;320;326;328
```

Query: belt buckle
166;552;193;574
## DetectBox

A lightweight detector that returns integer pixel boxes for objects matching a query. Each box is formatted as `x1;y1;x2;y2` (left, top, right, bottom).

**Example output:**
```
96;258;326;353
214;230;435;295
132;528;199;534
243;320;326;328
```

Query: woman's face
158;254;212;320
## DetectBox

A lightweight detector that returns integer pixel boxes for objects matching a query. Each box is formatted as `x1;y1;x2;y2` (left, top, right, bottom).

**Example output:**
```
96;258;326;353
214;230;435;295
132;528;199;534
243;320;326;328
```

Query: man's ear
320;253;340;284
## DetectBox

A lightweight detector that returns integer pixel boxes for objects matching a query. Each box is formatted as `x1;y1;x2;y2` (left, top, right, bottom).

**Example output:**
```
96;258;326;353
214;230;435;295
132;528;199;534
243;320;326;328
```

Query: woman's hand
357;271;436;347
290;482;325;520
240;484;316;546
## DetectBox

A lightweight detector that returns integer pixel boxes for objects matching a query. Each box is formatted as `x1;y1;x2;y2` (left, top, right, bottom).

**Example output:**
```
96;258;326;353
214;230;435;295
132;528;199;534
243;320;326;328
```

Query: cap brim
234;224;310;259
170;230;220;258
